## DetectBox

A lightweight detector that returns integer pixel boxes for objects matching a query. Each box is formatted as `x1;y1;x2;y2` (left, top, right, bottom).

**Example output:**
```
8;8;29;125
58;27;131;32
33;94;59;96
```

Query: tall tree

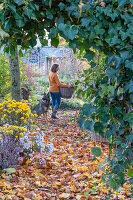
9;47;21;101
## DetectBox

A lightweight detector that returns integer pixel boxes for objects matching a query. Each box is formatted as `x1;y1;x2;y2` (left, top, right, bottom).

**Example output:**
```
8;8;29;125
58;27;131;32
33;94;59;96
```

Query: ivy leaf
91;147;102;157
81;103;94;117
58;23;65;32
49;0;52;8
13;11;23;20
84;50;95;61
46;10;53;20
81;17;91;28
115;56;122;68
94;23;105;35
78;117;85;128
120;51;132;61
16;19;25;27
106;68;116;78
4;18;14;31
125;80;133;93
84;120;94;131
13;0;23;6
29;2;39;11
49;27;57;38
64;25;78;40
58;2;66;11
126;134;133;143
9;3;16;13
118;0;128;8
94;122;104;133
125;60;133;71
24;9;34;19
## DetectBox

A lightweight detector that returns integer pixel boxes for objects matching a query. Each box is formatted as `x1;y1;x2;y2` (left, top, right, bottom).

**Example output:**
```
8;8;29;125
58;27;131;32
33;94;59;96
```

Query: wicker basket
59;87;74;99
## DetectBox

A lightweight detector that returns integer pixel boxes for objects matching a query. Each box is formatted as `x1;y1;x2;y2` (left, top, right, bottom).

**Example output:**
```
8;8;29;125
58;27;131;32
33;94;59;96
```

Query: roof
26;46;71;58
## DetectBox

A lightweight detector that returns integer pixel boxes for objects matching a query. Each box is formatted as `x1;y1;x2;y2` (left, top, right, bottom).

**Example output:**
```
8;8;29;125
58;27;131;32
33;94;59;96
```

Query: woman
49;64;71;119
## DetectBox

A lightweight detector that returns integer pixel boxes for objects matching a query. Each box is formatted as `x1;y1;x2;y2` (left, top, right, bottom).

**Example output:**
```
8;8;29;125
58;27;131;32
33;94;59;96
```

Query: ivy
0;0;132;197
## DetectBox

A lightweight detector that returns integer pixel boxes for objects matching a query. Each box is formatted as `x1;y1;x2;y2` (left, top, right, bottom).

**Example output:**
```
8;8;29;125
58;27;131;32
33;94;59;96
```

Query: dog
31;92;50;119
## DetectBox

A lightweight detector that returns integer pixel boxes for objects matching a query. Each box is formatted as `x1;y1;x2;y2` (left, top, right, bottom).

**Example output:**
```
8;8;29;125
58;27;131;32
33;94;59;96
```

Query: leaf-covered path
0;110;131;200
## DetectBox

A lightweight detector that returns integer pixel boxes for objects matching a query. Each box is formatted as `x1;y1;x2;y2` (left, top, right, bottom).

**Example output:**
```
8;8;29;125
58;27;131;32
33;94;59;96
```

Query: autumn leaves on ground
0;110;131;200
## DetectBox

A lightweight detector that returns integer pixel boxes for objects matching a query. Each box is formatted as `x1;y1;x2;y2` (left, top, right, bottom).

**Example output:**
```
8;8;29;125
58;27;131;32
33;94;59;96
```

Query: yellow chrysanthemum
20;132;24;137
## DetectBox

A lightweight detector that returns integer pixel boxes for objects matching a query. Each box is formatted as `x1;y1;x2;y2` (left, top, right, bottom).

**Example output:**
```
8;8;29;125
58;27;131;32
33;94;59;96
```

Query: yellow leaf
36;181;41;186
26;158;30;165
71;185;77;192
41;182;46;187
82;166;88;171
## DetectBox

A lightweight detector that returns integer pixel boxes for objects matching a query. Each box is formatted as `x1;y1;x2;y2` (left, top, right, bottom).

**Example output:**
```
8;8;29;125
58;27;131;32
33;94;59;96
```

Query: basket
59;87;74;99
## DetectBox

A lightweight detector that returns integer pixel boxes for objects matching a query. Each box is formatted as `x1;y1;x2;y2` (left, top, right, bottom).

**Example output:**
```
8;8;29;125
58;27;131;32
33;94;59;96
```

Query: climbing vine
0;0;133;197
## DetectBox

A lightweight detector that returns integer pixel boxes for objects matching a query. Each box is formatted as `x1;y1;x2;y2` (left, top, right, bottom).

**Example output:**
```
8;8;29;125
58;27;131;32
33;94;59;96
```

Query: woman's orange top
49;72;68;92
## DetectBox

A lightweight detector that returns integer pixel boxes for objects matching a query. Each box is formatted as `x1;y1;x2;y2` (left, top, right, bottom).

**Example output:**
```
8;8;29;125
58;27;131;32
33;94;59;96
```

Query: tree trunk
9;47;21;101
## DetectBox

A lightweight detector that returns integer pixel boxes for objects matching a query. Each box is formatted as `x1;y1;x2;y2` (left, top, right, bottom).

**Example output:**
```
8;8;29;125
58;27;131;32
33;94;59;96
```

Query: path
0;110;131;200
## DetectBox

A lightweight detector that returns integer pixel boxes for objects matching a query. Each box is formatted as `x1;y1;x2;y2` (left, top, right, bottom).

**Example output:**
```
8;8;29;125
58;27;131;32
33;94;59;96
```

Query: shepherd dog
31;92;50;119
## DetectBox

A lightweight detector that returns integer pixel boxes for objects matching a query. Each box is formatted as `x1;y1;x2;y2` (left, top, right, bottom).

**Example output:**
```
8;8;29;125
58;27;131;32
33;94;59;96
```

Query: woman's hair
51;64;59;72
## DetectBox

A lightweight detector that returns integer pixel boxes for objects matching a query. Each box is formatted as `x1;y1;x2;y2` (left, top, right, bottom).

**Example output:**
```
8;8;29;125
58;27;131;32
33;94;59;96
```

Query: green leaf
81;17;91;28
46;10;53;20
78;117;85;128
81;103;94;117
9;3;16;13
13;0;23;6
90;62;96;68
29;2;39;11
64;25;78;40
120;51;132;61
92;188;96;193
51;37;59;48
84;192;89;198
19;49;23;57
49;27;58;38
126;134;133;143
84;120;94;131
125;60;133;71
91;147;102;157
16;19;25;27
106;68;116;78
94;122;104;133
24;9;33;19
94;23;105;35
127;169;133;177
118;0;128;8
124;111;133;122
125;80;133;93
4;18;12;31
28;38;37;47
49;0;52;8
115;56;122;68
13;11;22;20
84;50;95;62
58;2;66;11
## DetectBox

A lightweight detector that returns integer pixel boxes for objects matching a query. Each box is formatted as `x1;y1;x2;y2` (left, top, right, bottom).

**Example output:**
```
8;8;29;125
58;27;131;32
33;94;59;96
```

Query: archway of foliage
0;0;133;197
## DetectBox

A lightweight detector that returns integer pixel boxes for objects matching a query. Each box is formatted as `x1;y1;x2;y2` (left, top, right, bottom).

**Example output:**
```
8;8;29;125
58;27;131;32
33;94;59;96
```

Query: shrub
0;100;53;169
